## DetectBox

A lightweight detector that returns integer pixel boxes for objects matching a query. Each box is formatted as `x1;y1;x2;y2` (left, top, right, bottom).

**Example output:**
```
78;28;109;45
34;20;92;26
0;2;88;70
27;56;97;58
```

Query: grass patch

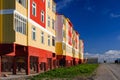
31;64;98;80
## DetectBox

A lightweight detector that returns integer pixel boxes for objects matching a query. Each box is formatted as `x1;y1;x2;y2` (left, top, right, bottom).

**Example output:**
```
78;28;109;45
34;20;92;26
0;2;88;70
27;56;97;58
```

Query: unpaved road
94;64;120;80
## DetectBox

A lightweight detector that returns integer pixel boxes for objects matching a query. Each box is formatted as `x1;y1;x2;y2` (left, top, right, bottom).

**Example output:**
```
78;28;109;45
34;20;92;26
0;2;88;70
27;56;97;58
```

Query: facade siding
2;14;15;43
1;0;15;9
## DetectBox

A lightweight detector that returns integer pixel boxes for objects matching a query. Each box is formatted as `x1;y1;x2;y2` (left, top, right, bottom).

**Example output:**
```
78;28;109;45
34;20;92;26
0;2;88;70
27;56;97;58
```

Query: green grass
31;64;98;80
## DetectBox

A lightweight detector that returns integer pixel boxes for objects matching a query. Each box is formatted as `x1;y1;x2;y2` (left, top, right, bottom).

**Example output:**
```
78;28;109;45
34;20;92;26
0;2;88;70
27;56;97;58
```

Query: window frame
32;27;36;41
32;2;36;16
52;19;55;29
48;35;50;46
52;4;56;12
48;16;50;27
52;36;55;46
48;0;50;8
41;31;44;44
41;10;44;23
14;13;26;35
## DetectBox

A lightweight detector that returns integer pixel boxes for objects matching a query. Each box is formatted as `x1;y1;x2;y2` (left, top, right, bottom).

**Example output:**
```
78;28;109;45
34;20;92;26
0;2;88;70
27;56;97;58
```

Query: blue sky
55;0;120;55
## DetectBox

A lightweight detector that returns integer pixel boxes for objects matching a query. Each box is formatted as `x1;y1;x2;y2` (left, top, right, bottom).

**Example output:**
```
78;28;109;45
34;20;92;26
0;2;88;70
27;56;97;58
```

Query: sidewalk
94;64;118;80
0;73;39;80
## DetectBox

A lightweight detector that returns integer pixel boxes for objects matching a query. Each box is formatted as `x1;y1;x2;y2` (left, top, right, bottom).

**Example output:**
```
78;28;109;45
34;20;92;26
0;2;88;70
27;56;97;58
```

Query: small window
32;27;36;40
52;19;55;29
48;16;50;27
62;43;65;50
41;31;44;44
48;35;50;46
41;11;44;23
32;2;36;16
48;0;50;8
52;36;55;46
63;18;66;25
42;0;45;2
18;0;22;4
62;30;65;38
52;5;56;12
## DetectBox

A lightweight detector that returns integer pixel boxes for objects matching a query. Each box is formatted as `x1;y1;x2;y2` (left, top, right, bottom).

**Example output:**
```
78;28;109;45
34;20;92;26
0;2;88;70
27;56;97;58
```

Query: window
17;0;26;8
62;30;65;38
42;0;45;2
18;0;22;4
52;19;55;29
63;18;66;25
52;36;55;46
48;35;50;46
62;43;65;50
41;31;44;44
41;11;44;23
48;0;50;8
32;2;36;16
14;13;26;35
52;5;56;12
32;27;36;40
48;16;50;27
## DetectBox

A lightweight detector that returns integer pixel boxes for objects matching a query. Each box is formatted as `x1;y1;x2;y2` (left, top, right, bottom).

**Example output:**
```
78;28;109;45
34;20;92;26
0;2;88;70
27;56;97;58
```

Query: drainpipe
25;0;30;75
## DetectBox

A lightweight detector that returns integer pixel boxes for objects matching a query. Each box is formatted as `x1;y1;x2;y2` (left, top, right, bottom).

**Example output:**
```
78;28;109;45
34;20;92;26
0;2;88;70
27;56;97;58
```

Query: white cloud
85;50;120;63
56;0;74;11
110;13;120;18
105;50;120;55
84;52;100;58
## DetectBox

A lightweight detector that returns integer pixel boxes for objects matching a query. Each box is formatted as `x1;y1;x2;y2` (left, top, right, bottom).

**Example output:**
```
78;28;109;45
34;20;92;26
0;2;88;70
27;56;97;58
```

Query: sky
54;0;120;59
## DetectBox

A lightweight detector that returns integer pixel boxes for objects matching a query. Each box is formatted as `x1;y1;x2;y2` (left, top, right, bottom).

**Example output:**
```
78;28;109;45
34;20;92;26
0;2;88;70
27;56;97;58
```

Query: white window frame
52;36;55;46
48;16;50;27
52;5;56;12
42;0;45;2
41;31;44;44
48;35;50;46
41;11;44;23
14;13;26;35
52;19;55;29
32;27;36;40
32;2;36;16
48;0;50;8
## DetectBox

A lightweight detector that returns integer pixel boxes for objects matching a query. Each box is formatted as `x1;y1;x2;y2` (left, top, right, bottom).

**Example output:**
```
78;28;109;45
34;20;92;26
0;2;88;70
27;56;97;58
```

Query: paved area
0;73;38;80
94;64;120;80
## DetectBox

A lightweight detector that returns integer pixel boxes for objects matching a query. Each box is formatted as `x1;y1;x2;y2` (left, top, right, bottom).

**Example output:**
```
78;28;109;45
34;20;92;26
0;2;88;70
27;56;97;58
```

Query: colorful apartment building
0;0;84;76
55;14;81;67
